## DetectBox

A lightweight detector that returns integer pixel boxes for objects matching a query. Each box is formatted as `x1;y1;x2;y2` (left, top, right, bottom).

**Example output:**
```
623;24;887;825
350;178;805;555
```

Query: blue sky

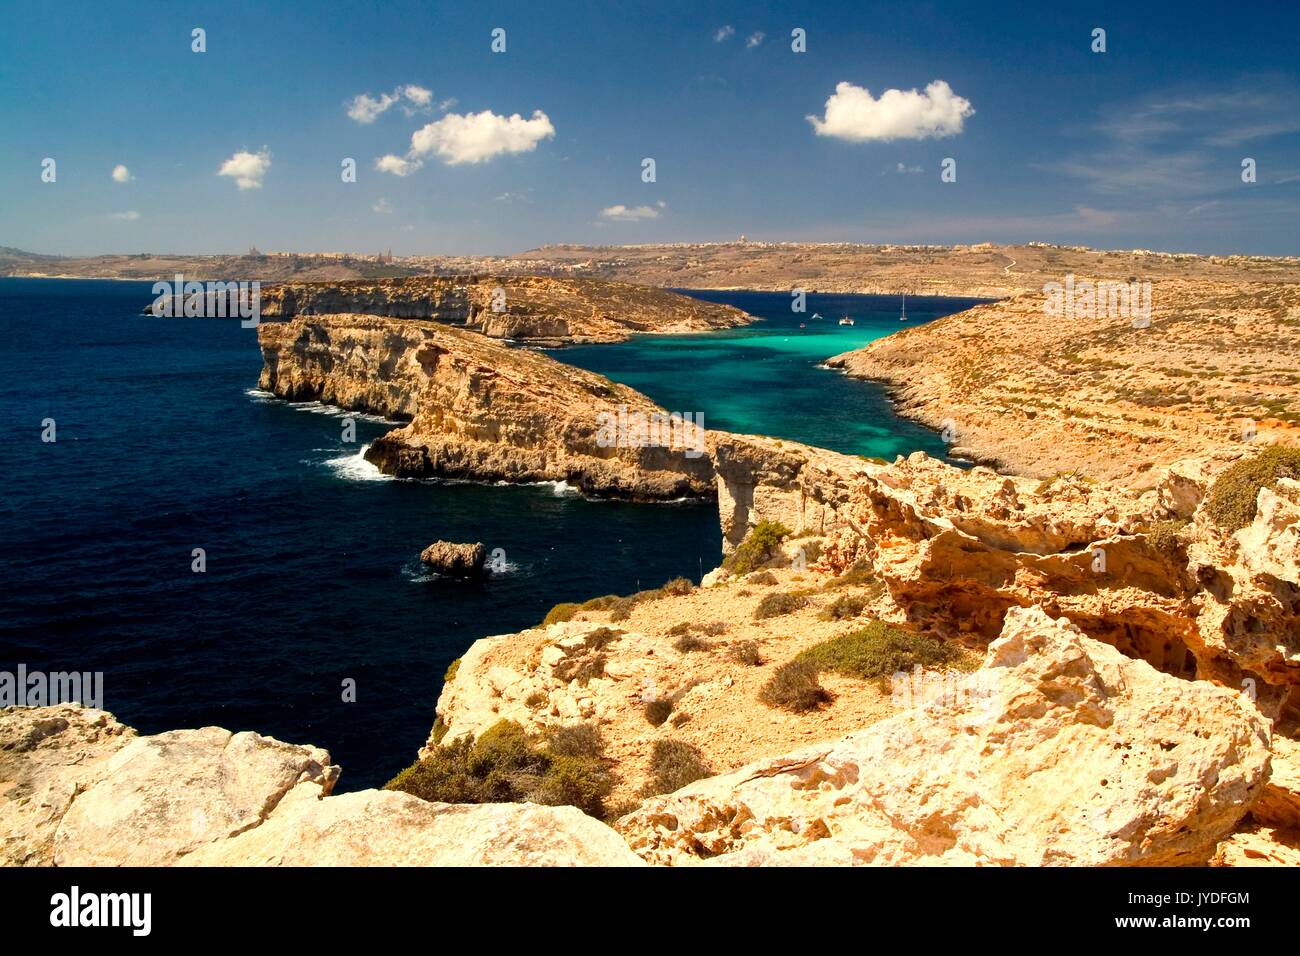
2;0;1298;256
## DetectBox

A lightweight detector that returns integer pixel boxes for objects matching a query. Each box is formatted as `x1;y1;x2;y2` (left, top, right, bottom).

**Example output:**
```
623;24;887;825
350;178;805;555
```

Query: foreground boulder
54;726;340;866
0;705;639;867
420;540;487;577
181;784;643;866
0;706;135;866
616;606;1271;866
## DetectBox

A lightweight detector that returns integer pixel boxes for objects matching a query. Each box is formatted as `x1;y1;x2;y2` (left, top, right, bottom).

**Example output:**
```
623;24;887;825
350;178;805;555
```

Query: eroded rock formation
258;314;715;500
615;607;1271;866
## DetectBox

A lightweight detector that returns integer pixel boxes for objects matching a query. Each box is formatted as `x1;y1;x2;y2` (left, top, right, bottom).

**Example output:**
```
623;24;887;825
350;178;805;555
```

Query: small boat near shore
838;316;854;326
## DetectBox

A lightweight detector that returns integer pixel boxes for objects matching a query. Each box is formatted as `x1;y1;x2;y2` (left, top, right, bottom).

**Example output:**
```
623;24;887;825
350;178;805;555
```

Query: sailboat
838;315;854;326
899;292;908;321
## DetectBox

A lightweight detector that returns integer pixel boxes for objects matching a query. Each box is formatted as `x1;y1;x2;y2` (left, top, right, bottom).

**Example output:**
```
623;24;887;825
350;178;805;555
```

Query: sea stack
420;541;488;577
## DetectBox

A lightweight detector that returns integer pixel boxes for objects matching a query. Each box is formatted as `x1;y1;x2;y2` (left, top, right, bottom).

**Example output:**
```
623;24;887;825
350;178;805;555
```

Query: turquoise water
557;290;989;460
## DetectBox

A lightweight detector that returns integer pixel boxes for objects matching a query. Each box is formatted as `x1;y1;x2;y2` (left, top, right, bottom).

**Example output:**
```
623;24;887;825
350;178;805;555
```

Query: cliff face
826;280;1300;483
258;314;715;500
259;275;753;345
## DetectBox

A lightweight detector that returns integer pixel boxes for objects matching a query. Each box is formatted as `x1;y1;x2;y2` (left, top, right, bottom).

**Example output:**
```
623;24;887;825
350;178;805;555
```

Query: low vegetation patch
673;634;712;653
723;520;792;576
542;602;580;626
753;590;809;620
1204;445;1300;531
1146;518;1190;554
797;621;971;684
661;576;695;597
820;593;867;621
385;719;613;818
728;641;763;666
758;659;832;712
748;570;778;585
640;740;713;797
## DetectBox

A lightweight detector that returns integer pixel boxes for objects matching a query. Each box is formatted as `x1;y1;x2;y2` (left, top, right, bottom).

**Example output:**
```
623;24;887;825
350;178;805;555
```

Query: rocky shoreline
4;276;1298;867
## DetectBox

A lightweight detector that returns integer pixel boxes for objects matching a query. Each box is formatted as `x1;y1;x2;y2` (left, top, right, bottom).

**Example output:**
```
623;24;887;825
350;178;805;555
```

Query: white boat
810;312;823;320
838;316;854;326
899;293;908;321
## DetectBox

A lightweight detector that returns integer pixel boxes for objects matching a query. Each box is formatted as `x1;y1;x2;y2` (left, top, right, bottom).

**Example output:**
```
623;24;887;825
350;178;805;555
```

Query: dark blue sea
0;278;979;788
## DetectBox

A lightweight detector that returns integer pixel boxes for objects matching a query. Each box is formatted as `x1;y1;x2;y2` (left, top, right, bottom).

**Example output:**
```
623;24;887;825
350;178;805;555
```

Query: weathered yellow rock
181;784;644;866
615;607;1270;866
0;706;135;866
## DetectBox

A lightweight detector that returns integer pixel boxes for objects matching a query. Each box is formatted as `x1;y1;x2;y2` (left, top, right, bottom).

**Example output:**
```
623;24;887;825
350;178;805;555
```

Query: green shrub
797;621;970;683
580;594;621;611
546;723;605;758
748;570;778;585
1204;446;1300;531
820;593;867;621
674;634;711;653
429;716;449;745
702;621;728;636
385;719;612;818
608;597;635;622
667;622;692;636
729;641;762;666
661;576;695;596
753;591;809;620
443;657;462;683
758;659;831;712
640;740;713;796
1147;517;1190;554
644;698;673;727
722;520;792;575
543;602;581;626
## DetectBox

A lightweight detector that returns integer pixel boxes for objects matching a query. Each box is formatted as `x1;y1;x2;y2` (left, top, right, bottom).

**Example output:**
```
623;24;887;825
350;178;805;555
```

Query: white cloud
493;191;533;203
714;25;735;42
894;162;922;174
404;109;555;166
347;91;399;123
808;80;974;142
217;148;272;189
600;203;663;221
372;197;393;213
746;32;765;49
375;154;419;176
401;85;432;107
438;97;458;112
347;84;435;123
110;210;140;221
111;164;133;183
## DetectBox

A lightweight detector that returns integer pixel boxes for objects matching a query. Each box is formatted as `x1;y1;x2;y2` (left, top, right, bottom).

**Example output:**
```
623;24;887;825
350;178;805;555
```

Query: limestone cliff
257;314;714;500
259;275;752;345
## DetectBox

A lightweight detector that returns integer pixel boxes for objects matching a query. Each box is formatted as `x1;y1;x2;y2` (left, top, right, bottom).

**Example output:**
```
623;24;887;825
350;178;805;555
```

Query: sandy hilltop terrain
3;258;1299;868
10;240;1300;298
827;279;1300;481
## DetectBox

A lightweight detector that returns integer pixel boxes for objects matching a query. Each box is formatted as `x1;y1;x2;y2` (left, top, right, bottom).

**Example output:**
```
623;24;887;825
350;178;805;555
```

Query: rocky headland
827;279;1300;482
259;275;752;345
257;313;714;500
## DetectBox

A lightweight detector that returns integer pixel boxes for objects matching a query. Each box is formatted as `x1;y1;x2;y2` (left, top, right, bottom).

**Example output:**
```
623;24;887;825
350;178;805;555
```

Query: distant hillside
0;248;425;282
